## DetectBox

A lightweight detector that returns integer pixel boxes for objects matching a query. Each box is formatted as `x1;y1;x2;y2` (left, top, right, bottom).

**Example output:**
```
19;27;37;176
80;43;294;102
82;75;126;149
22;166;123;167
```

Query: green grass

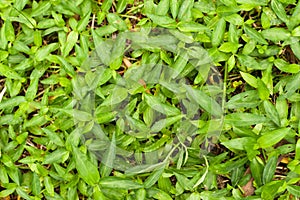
0;0;300;199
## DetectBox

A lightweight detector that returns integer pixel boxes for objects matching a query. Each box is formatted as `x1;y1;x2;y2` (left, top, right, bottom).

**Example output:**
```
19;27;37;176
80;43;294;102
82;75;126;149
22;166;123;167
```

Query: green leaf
225;113;268;126
287;185;300;197
51;55;75;77
185;86;223;117
35;43;59;61
116;0;127;13
211;18;226;47
147;14;177;28
261;28;291;42
72;146;100;185
151;115;183;132
226;90;261;109
101;86;128;106
31;172;41;196
224;14;244;25
236;0;268;6
238;54;265;70
250;157;263;186
243;25;268;45
193;155;209;188
284;71;300;97
16;187;32;200
0;64;25;81
257;78;270;100
221;137;256;151
172;50;188;78
177;21;208;32
263;100;281;127
77;11;91;32
44;176;54;197
4;19;15;42
292;26;300;36
100;133;116;177
177;0;193;21
102;0;113;12
240;71;257;88
99;177;144;190
43;148;69;164
24;114;47;128
95;111;117;124
31;1;52;17
174;172;193;190
0;188;16;198
107;13;127;31
170;0;180;18
148;188;173;200
144;167;165;188
187;193;202;200
290;40;300;60
169;29;194;43
262;156;277;184
156;0;170;16
63;31;78;57
219;42;240;53
42;127;64;146
145;94;180;116
60;109;93;122
257;128;291;148
261;181;283;200
274;59;300;73
109;34;126;70
0;96;26;110
295;139;300;160
271;0;288;22
242;39;256;55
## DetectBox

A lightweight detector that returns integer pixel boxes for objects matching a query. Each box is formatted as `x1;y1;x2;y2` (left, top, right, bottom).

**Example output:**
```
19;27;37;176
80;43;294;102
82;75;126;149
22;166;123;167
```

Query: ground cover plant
0;0;300;199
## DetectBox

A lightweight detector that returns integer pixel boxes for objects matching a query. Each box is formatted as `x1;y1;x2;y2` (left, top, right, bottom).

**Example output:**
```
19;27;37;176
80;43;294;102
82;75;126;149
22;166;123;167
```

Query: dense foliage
0;0;300;199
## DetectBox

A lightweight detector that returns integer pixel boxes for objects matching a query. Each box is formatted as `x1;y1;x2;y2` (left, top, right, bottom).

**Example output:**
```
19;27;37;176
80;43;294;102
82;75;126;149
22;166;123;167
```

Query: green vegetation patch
0;0;300;199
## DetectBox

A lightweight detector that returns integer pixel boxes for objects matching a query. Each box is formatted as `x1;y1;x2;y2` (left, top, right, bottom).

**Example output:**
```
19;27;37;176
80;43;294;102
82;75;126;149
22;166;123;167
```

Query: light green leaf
0;96;26;110
271;0;288;22
261;28;291;42
72;146;100;185
263;100;281;127
257;78;270;100
257;128;291;148
225;113;268;126
63;31;78;57
185;86;222;117
99;177;143;189
243;25;268;45
156;0;170;16
177;21;208;32
240;71;257;88
145;94;180;116
148;14;177;28
287;185;300;197
224;14;244;25
221;137;256;151
0;64;25;81
274;59;300;73
211;18;226;47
